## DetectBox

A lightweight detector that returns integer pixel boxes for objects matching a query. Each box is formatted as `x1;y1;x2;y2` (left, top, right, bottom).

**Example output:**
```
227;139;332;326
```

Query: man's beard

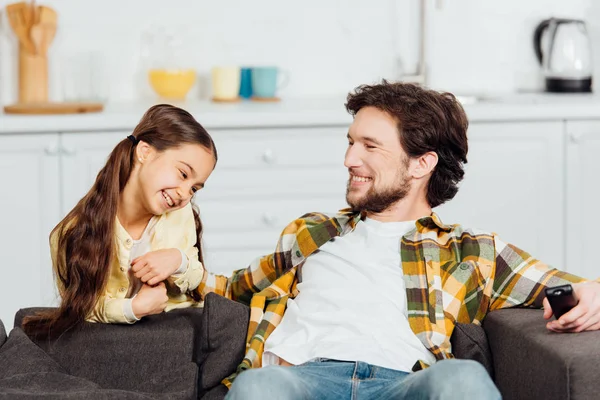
346;172;411;213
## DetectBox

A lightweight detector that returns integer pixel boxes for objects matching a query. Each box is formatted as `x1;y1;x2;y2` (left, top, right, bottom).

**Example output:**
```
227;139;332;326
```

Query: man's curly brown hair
345;81;469;208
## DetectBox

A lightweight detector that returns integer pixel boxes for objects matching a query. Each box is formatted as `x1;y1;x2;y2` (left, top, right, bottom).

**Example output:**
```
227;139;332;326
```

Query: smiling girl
23;104;217;337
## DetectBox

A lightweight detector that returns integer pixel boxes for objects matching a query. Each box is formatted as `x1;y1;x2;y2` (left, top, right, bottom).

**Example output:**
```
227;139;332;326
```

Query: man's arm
489;235;584;310
195;211;344;305
489;235;600;332
196;252;281;305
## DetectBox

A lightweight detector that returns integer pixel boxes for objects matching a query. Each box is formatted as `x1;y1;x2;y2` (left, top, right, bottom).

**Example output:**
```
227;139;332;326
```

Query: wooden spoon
30;23;56;56
5;2;36;54
37;5;57;25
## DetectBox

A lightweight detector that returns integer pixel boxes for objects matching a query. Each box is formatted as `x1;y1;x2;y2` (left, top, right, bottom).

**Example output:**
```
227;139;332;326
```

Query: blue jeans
225;358;501;400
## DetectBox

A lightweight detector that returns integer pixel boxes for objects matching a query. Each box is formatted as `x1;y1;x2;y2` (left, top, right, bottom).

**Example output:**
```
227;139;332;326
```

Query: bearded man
196;82;600;400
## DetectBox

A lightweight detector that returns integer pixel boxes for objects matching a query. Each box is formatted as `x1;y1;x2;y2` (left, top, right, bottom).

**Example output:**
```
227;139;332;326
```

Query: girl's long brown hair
23;104;217;339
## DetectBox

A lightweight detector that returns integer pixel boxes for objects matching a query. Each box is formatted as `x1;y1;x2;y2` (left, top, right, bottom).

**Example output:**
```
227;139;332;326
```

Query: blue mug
251;67;289;98
239;67;253;99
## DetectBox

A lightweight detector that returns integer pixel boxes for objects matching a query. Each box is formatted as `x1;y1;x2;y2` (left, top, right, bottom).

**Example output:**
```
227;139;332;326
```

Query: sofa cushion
0;327;67;379
198;293;250;393
0;327;106;398
1;373;162;399
0;319;6;349
0;327;195;399
451;322;494;378
200;384;229;400
0;372;105;399
15;307;200;399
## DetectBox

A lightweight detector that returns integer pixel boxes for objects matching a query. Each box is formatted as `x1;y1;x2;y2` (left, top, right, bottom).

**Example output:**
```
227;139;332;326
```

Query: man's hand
544;281;600;332
132;283;168;318
131;248;182;286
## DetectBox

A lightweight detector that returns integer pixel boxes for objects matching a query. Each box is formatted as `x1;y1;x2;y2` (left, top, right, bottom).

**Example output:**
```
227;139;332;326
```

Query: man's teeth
162;191;174;206
351;175;372;182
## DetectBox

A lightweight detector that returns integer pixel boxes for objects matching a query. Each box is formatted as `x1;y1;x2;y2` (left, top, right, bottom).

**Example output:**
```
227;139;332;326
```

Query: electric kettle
533;18;593;92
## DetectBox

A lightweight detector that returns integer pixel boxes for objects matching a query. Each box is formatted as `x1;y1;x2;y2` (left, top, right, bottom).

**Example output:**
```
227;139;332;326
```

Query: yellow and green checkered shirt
196;210;583;388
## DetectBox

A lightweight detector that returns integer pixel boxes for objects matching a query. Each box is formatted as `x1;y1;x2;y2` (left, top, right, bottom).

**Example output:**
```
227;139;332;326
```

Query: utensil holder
18;45;48;103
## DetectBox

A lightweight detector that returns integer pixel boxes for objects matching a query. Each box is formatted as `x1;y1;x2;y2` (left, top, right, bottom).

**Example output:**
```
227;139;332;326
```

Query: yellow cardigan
50;203;204;323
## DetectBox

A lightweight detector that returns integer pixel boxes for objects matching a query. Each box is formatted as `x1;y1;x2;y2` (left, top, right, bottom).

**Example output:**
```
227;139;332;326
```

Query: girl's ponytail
23;138;136;339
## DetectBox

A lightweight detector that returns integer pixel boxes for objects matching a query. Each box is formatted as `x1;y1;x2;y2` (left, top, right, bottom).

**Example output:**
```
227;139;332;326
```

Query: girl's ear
136;141;154;163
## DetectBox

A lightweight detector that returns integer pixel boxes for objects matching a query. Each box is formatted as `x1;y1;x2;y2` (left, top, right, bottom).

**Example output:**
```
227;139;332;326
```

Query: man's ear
412;152;438;179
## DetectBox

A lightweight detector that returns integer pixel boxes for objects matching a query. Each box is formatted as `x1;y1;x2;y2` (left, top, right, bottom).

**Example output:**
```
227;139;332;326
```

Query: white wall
427;0;593;93
0;0;596;104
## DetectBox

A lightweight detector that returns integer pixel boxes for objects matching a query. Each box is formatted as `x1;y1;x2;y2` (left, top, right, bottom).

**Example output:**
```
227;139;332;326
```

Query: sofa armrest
484;308;600;400
15;307;202;395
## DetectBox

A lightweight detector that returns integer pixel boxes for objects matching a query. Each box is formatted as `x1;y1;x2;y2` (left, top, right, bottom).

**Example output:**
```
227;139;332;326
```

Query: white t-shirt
263;217;437;372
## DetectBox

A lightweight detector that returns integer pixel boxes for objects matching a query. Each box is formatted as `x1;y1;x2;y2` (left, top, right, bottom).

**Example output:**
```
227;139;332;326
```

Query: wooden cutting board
3;102;104;115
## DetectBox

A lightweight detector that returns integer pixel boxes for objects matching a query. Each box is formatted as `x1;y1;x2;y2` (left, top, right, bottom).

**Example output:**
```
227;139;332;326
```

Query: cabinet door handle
44;144;59;155
262;149;276;164
261;212;278;226
569;132;583;143
61;146;77;155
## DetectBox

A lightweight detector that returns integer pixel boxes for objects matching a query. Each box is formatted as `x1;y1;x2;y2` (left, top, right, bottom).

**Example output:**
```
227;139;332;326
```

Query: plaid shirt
196;210;583;388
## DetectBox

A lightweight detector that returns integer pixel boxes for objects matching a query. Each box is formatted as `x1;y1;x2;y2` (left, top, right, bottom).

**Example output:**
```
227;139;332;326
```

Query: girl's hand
131;248;182;286
132;283;168;318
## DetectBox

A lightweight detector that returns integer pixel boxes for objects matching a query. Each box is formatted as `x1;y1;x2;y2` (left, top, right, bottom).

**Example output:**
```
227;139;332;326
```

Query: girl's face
135;142;215;215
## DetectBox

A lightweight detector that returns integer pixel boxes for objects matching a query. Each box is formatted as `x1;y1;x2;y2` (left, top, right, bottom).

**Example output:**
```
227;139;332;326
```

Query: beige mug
211;66;241;101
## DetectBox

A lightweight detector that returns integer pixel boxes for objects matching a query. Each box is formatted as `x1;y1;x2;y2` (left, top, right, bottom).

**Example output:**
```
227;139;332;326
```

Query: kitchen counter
2;92;600;134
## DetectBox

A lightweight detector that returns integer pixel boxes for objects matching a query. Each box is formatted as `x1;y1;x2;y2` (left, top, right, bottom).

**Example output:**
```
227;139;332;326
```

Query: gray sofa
1;294;599;399
0;294;248;399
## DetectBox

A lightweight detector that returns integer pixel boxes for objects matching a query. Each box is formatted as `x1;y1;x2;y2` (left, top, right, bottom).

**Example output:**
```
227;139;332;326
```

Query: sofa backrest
14;307;201;396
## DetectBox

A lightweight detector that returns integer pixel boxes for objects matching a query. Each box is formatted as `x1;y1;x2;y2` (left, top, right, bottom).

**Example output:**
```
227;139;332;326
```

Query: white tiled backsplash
0;0;597;104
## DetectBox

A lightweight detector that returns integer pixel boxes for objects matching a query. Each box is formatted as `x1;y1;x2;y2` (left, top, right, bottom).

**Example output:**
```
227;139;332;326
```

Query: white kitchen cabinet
202;127;349;199
60;131;128;214
197;127;349;273
0;133;62;329
435;121;565;270
200;195;347;273
565;121;600;279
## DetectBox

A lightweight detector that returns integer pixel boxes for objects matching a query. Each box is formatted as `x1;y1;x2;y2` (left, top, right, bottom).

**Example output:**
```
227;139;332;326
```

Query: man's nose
344;146;363;169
